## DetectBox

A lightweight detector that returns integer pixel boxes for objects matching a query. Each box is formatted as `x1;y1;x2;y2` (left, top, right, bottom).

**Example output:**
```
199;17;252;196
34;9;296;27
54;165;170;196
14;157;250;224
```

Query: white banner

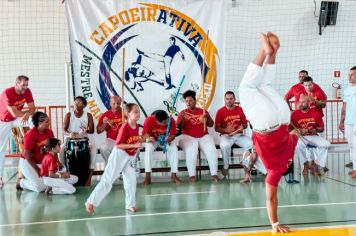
66;0;225;125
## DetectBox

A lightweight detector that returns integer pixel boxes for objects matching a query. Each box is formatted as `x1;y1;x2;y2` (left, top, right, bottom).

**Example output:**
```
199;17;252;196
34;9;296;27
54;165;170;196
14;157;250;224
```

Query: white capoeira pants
220;134;252;170
345;124;356;170
296;135;330;168
241;152;267;174
86;148;136;209
42;175;78;194
0;118;33;178
100;138;115;163
19;159;46;192
176;134;218;177
59;141;97;170
144;142;178;173
238;63;290;132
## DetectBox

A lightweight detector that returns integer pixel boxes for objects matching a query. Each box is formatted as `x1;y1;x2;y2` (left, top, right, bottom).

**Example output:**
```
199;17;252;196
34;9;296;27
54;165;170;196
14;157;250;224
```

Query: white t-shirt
343;86;356;125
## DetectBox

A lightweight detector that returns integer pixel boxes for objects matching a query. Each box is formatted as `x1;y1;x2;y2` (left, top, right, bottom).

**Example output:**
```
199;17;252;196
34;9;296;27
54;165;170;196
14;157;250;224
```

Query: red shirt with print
41;153;58;177
177;108;208;138
290;108;324;132
97;110;123;140
21;128;54;164
0;87;34;122
142;115;177;140
115;123;140;156
252;125;298;187
215;106;247;134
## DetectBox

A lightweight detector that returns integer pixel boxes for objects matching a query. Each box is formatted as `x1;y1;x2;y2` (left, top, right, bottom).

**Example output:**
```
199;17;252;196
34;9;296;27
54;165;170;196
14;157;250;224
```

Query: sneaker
16;179;23;191
345;162;353;168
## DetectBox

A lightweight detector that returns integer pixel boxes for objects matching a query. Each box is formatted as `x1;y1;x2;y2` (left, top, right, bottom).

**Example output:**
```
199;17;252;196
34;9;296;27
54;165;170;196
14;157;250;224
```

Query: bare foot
221;168;229;176
85;203;95;214
0;178;4;188
240;173;252;183
211;175;220;183
171;174;182;184
189;176;197;183
261;33;273;55
127;207;138;212
44;187;52;195
273;224;291;233
266;32;280;51
351;170;356;179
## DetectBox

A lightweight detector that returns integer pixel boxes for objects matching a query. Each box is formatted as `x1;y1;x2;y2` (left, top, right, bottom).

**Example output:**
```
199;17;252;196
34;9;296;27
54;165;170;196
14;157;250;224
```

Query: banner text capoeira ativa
66;0;225;124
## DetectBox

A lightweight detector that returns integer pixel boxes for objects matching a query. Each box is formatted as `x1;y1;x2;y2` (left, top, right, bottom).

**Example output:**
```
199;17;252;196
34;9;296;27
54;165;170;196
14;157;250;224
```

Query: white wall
0;0;355;106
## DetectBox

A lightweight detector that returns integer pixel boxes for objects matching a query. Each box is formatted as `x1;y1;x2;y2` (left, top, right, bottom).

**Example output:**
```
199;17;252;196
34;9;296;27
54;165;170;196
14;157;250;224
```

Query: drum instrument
11;126;30;152
65;138;90;186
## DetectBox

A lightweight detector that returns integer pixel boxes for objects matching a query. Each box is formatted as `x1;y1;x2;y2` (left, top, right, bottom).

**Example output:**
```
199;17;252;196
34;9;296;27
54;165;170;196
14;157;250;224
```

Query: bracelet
271;222;279;228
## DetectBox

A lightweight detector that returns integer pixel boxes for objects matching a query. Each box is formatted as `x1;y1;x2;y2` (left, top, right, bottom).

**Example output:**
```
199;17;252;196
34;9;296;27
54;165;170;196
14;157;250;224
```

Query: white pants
345;124;356;170
176;134;218;177
144;142;178;173
19;159;46;192
144;142;179;173
296;135;330;168
238;63;290;131
59;140;97;170
0;118;33;178
241;152;267;174
100;138;115;163
220;134;252;169
86;148;136;209
43;175;78;194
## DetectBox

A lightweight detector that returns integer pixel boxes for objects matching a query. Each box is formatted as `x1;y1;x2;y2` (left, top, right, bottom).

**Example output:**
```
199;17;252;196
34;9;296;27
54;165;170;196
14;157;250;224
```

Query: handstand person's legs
260;33;291;125
239;34;282;131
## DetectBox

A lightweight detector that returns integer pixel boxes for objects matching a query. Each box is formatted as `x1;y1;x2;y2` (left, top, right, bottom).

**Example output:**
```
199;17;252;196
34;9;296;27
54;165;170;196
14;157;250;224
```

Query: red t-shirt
294;85;327;117
252;125;298;187
97;110;123;140
177;108;209;138
21;128;54;164
290;108;324;132
115;123;140;156
215;106;247;134
0;87;34;122
285;83;323;101
142;115;177;140
40;153;58;177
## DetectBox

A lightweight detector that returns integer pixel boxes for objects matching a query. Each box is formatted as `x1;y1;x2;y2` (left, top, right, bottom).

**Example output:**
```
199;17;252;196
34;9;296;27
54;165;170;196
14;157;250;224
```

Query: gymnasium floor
0;151;355;236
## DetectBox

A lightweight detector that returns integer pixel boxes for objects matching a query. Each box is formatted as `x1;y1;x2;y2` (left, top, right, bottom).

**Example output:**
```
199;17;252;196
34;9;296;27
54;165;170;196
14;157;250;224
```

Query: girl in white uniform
85;103;143;213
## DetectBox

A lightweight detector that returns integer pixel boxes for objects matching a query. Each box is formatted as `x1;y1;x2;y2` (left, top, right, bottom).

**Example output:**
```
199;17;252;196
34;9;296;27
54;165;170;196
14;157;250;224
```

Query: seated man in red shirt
142;110;180;185
238;32;299;233
284;70;323;110
97;96;123;163
176;90;219;183
291;94;330;176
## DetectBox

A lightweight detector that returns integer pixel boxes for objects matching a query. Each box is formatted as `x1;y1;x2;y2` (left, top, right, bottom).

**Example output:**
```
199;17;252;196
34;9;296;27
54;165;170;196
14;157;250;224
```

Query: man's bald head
110;96;121;112
298;94;311;111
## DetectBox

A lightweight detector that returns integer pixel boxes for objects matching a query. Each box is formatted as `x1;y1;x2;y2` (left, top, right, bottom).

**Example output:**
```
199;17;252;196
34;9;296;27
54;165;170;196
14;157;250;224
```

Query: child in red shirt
86;103;143;214
41;138;78;194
